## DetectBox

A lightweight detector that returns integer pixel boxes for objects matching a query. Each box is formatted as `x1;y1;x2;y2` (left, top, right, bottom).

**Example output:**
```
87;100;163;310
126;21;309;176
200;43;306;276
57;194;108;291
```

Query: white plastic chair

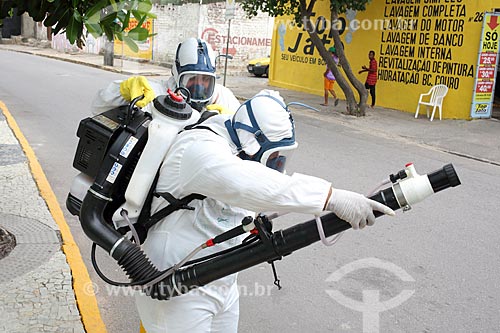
414;84;449;121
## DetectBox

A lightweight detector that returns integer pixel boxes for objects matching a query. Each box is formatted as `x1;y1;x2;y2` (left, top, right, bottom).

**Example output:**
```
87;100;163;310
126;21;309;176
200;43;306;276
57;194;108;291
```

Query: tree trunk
103;37;114;66
307;30;357;113
330;12;368;116
299;1;357;114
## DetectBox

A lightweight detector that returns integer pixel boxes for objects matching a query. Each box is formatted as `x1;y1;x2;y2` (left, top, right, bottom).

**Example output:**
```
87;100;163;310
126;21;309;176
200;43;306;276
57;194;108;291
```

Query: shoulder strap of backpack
134;170;160;242
135;169;207;236
142;192;206;230
134;109;221;238
183;110;218;131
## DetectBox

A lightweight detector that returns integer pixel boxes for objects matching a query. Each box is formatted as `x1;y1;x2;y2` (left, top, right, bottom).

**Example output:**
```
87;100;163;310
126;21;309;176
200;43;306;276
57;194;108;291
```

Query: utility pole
224;0;235;86
223;19;231;87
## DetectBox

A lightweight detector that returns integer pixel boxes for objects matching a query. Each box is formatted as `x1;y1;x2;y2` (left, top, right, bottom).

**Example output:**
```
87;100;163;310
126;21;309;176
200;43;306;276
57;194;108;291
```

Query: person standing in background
320;47;340;107
359;50;378;108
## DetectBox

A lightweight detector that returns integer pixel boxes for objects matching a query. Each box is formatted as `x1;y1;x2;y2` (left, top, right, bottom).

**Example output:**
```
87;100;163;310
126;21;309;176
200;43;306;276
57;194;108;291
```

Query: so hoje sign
270;0;499;119
470;12;500;118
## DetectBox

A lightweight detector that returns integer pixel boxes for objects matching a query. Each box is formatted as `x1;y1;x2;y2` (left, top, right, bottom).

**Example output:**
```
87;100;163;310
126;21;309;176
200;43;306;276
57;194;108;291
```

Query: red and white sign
201;27;272;57
475;80;494;93
478;66;496;79
471;12;500;118
479;53;497;65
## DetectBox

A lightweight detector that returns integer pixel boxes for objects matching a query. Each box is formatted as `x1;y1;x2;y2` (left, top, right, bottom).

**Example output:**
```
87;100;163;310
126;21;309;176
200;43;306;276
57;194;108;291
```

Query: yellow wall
270;0;498;119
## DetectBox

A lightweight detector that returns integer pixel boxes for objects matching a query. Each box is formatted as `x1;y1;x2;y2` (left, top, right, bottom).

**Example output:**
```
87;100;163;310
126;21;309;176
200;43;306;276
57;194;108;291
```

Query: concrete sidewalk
0;43;499;333
0;103;85;332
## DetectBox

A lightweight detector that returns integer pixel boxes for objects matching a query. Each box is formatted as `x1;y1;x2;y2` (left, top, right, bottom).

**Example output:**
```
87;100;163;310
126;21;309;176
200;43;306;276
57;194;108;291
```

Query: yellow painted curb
0;100;107;333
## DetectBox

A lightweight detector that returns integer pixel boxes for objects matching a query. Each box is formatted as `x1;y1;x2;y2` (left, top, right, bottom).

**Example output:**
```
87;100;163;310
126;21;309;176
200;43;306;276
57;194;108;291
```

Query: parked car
247;56;270;77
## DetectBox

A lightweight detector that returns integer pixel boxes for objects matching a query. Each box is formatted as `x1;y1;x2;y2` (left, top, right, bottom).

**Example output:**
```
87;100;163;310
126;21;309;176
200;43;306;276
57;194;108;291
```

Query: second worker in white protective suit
91;37;240;115
135;90;395;333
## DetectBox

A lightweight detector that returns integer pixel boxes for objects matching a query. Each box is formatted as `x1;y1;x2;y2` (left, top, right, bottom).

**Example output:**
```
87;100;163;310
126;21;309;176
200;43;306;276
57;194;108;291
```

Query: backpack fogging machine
67;95;461;300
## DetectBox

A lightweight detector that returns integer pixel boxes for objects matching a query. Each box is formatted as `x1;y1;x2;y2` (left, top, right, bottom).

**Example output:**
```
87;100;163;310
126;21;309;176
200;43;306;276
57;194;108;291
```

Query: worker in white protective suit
135;90;396;333
91;37;240;115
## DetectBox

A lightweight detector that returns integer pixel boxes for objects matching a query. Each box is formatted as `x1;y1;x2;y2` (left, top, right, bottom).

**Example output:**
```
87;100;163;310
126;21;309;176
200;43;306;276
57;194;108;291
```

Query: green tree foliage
241;0;372;116
0;0;155;51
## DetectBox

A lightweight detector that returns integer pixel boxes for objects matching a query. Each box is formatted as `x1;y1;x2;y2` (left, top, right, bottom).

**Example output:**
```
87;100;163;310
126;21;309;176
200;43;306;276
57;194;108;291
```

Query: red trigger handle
167;88;184;102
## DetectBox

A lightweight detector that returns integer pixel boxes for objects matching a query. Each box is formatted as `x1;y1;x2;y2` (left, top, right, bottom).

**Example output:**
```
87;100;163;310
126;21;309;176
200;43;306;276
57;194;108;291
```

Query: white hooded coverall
135;114;332;333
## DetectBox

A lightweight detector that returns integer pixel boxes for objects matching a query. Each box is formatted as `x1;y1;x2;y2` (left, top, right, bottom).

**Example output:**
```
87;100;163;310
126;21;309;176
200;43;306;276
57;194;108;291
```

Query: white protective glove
326;188;395;230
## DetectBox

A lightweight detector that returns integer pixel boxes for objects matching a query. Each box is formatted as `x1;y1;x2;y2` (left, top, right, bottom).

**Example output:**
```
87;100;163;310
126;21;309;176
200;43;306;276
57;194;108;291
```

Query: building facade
270;0;500;119
48;2;273;74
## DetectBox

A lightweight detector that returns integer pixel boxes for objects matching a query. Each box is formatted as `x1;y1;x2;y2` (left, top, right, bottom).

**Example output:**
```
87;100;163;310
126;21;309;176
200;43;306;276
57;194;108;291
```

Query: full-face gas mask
225;91;298;173
172;38;216;111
